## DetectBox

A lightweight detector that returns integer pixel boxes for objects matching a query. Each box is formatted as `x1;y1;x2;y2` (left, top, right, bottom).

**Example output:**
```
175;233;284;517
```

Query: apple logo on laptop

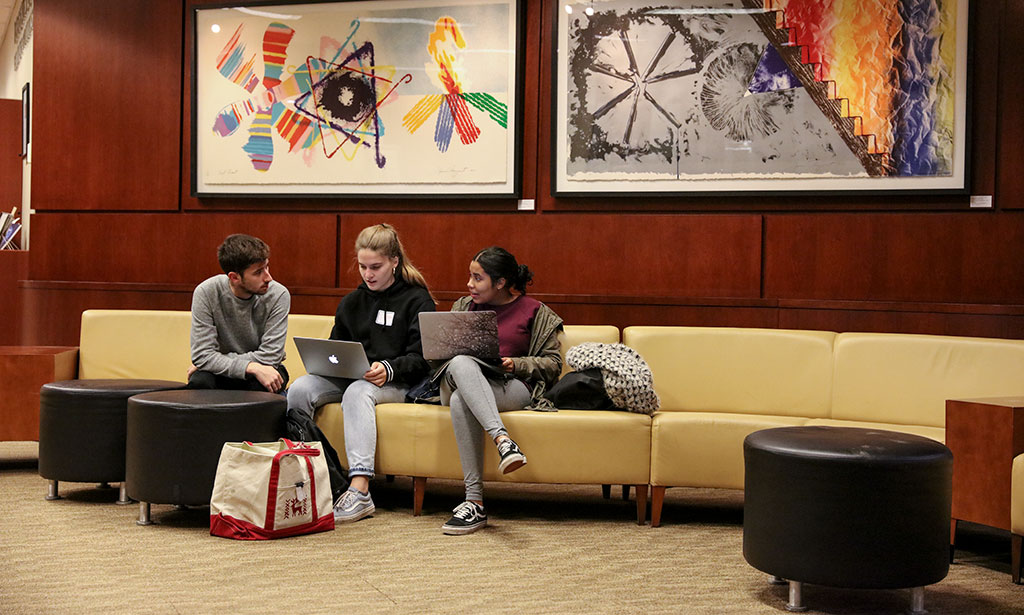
328;355;339;364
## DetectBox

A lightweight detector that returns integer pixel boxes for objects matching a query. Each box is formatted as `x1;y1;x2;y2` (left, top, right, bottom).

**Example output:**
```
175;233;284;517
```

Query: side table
945;397;1024;549
0;346;78;440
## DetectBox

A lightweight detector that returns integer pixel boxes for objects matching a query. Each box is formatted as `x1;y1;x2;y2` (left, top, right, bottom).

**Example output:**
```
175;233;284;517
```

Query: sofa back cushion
80;310;193;380
559;325;620;376
79;309;334;382
623;326;836;417
831;332;1024;427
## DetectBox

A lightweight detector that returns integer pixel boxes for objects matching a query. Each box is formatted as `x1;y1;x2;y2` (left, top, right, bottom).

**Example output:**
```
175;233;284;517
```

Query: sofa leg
634;484;648;525
622;485;630;500
1013;534;1022;584
601;484;610;499
45;479;61;501
413;477;426;516
651;486;665;527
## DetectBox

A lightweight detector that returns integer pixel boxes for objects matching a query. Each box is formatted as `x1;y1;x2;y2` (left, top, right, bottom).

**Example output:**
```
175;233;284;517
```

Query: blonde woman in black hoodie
287;224;434;523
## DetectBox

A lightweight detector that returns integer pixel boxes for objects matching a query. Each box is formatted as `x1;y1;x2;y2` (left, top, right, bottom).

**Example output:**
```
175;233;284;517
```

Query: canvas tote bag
210;438;334;540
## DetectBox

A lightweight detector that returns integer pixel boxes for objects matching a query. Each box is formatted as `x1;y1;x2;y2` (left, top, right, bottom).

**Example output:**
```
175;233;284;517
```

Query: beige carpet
0;441;1020;614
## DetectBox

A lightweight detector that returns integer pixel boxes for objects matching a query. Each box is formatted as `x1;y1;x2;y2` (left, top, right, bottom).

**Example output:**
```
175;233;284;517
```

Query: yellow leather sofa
1013;453;1023;584
77;310;1024;531
624;326;1024;527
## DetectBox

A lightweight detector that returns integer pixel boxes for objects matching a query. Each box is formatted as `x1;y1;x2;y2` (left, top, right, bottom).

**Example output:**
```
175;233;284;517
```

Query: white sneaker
333;487;375;523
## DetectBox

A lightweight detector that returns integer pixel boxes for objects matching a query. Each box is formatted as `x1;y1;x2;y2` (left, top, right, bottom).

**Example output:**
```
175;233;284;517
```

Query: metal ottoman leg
116;483;131;505
908;586;926;615
45;479;61;501
136;501;152;526
786;581;808;612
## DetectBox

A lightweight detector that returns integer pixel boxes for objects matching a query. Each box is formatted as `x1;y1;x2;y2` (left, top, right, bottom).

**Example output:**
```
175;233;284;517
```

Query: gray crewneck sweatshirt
189;274;290;380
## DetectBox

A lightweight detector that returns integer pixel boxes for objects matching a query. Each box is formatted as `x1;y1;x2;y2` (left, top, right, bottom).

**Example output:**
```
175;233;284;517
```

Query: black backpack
283;408;350;500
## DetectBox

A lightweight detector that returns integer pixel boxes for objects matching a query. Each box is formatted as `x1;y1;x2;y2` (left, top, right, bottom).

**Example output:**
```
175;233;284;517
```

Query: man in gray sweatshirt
186;234;290;392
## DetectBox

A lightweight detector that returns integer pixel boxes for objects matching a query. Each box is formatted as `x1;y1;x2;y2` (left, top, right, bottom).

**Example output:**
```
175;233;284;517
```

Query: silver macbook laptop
293;337;371;380
419;311;500;361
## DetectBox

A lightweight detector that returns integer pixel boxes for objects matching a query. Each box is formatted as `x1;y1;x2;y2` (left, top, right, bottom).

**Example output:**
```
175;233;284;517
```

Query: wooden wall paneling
19;284;354;346
0;99;22;212
0;251;29;345
545;301;778;330
27;212;338;287
20;286;194;346
329;213;763;300
32;0;183;211
764;212;1024;304
997;0;1023;208
967;0;1000;200
779;307;1024;340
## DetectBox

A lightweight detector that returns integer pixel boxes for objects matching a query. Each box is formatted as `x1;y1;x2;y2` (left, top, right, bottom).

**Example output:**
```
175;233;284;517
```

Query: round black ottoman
743;426;952;613
126;389;285;524
38;379;186;502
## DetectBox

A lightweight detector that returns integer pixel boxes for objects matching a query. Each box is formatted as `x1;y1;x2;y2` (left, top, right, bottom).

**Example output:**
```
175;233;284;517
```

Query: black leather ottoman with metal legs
743;426;953;614
38;379;186;503
126;389;286;525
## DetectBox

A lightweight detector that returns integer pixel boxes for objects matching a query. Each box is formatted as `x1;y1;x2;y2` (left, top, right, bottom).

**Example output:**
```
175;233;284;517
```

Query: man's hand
186;364;198;378
246;362;284;393
363;362;388;387
501;357;515;373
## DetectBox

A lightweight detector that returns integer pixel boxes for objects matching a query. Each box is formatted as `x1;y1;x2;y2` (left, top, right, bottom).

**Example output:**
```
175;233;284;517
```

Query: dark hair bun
516;264;534;291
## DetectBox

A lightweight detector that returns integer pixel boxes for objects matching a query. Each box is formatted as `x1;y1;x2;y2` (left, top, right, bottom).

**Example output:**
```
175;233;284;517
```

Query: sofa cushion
317;402;651;485
650;412;809;489
803;418;945;443
831;333;1024;428
624;326;835;418
80;310;192;380
558;325;620;376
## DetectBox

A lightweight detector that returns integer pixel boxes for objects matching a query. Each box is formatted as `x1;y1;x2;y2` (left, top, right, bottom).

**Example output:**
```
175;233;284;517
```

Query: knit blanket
566;343;660;415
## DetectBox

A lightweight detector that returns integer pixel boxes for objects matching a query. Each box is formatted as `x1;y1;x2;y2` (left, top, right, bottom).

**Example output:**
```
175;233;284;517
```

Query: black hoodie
329;277;435;385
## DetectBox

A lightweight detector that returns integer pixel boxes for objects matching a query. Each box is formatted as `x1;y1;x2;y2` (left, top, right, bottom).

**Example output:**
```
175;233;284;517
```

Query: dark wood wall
15;0;1024;346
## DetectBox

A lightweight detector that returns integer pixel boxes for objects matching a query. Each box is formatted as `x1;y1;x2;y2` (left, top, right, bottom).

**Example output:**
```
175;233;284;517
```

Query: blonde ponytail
355;224;436;303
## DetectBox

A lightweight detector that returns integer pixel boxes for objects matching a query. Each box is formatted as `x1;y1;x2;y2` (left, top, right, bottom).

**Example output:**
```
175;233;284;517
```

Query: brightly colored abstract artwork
554;0;968;194
194;0;520;196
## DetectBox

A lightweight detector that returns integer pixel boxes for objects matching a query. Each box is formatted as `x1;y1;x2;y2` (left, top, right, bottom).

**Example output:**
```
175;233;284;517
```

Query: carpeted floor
0;441;1020;614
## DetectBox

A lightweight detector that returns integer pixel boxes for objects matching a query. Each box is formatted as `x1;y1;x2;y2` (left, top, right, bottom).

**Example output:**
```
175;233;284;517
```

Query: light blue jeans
441;355;531;501
286;374;408;479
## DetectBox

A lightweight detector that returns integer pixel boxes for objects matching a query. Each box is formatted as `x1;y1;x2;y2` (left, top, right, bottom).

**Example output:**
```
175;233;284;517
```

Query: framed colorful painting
553;0;970;195
193;0;523;197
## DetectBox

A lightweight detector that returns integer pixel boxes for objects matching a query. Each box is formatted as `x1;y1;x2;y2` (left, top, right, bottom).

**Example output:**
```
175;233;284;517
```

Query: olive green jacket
452;295;564;396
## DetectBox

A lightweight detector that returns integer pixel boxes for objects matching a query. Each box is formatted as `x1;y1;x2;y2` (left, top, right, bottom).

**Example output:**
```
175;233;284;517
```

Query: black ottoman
38;379;186;502
126;389;285;524
743;426;952;614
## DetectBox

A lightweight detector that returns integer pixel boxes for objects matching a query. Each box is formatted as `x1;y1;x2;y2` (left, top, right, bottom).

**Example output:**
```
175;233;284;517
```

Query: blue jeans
286;374;407;479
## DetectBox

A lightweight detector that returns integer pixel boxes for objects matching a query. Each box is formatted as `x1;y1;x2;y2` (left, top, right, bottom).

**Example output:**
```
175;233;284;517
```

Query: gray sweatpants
441;355;531;501
286;374;408;479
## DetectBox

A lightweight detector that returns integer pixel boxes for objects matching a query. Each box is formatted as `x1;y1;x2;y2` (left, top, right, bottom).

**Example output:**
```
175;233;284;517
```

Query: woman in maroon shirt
439;247;564;535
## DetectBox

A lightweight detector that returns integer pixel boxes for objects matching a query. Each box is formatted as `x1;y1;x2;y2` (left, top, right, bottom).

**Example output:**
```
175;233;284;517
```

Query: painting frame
191;0;524;198
20;82;29;159
552;0;971;197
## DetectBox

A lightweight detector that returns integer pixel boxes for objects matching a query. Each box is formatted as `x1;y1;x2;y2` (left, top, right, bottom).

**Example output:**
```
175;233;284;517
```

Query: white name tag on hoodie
376;310;395;326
